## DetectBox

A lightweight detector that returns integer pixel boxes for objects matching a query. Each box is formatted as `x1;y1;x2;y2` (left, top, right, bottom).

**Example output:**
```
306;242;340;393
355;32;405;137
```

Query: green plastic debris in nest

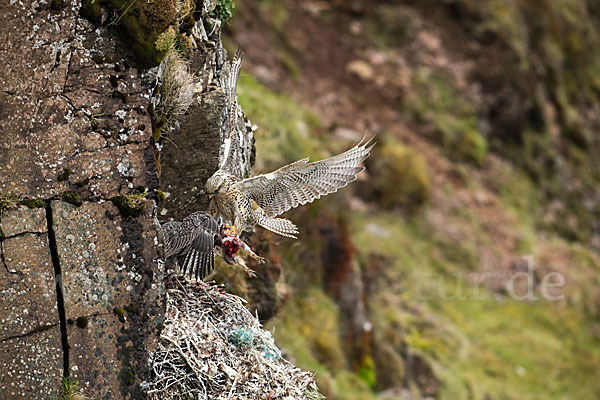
229;325;282;359
229;325;255;347
144;280;322;399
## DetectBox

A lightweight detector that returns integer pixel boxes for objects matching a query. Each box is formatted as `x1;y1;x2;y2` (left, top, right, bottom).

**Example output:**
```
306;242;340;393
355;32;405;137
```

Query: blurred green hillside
222;0;600;399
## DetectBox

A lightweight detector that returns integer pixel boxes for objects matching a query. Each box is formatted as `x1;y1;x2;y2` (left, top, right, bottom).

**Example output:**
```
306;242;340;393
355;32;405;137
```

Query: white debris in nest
144;281;323;400
115;109;127;119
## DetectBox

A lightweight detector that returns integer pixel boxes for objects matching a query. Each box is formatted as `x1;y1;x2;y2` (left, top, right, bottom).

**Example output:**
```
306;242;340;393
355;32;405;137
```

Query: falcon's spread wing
239;135;375;218
162;212;220;280
227;48;243;138
220;48;244;174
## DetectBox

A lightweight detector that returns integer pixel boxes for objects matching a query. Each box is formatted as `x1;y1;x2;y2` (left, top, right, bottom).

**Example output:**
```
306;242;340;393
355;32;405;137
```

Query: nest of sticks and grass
144;279;323;400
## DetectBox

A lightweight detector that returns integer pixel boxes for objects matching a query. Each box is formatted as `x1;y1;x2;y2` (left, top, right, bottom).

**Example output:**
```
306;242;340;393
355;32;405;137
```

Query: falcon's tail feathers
257;215;299;239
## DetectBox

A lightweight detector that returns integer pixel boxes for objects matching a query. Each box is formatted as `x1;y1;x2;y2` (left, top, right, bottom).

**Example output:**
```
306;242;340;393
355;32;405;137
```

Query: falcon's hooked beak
207;193;214;199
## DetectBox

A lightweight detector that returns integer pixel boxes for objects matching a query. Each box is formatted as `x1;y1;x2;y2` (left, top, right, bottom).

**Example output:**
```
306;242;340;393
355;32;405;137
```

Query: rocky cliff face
0;0;269;397
0;1;164;398
0;0;209;397
159;31;255;221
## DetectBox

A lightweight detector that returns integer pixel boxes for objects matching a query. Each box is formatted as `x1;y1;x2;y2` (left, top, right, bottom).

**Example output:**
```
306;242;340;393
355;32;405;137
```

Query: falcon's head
205;171;236;198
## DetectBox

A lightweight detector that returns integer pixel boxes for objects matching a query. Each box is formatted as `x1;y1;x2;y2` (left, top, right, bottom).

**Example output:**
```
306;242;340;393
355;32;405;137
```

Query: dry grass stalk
152;48;198;134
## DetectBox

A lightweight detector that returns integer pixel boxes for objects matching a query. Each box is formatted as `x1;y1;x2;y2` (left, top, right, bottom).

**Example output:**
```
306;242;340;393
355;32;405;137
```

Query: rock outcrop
159;36;255;221
0;1;288;399
0;0;162;397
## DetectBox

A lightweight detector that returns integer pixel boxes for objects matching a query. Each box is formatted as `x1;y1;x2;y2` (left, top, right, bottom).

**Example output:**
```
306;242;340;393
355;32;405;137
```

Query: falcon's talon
244;247;265;264
232;255;257;278
225;225;238;235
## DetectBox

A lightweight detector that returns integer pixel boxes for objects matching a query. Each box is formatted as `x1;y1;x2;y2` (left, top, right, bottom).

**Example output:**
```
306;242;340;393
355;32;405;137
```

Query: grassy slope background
220;1;600;399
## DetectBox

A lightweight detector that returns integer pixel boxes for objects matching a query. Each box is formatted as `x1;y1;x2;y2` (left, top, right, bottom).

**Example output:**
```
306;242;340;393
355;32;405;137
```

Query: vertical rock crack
45;201;70;377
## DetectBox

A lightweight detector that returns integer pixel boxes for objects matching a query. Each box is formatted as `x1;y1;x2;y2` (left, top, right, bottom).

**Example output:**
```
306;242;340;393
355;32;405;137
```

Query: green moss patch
81;0;180;67
20;199;46;209
57;168;71;182
369;139;431;210
0;194;19;215
210;0;235;24
80;0;102;24
111;189;147;217
60;191;82;207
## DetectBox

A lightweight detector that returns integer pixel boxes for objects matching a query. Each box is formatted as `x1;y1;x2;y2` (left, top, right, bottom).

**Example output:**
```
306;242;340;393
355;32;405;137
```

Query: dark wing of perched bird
162;212;220;280
238;135;376;218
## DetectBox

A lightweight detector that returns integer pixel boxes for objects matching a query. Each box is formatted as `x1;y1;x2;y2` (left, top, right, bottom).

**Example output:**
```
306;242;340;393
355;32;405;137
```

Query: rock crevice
1;0;164;397
45;202;70;378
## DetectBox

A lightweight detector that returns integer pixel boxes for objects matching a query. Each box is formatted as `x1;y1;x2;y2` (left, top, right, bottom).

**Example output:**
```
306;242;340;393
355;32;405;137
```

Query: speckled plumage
206;135;375;238
205;50;375;238
161;211;219;280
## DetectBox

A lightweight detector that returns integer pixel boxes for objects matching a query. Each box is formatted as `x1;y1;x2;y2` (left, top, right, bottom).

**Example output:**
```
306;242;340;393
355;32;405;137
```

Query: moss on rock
60;191;82;207
80;0;102;24
20;199;46;209
210;0;235;24
369;139;431;211
113;307;126;322
57;168;71;182
154;190;166;202
111;190;147;217
83;0;180;67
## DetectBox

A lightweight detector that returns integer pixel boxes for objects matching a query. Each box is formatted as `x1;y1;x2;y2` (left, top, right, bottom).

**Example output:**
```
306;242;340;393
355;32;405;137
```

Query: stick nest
143;280;323;400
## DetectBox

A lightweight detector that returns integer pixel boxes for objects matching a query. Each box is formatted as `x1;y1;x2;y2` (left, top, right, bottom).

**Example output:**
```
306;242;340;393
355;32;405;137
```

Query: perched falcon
206;135;375;238
161;211;219;280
